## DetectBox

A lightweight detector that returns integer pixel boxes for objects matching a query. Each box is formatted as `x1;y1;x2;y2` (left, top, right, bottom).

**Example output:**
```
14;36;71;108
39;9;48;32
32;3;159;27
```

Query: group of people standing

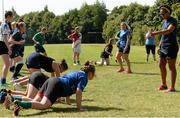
0;4;179;116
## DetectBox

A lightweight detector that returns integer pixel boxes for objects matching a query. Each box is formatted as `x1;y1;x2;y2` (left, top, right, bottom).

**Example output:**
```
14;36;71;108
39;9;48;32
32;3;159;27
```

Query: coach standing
151;5;179;92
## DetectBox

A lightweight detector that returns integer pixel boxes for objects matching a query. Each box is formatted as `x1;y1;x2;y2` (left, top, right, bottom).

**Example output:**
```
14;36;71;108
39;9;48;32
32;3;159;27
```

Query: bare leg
26;84;38;99
1;54;10;79
116;52;124;72
159;58;167;86
105;58;110;66
167;59;177;90
123;54;132;73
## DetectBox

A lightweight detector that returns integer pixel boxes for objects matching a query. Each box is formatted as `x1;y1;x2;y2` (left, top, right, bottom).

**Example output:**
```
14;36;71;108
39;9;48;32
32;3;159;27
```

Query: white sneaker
73;63;77;66
13;83;23;91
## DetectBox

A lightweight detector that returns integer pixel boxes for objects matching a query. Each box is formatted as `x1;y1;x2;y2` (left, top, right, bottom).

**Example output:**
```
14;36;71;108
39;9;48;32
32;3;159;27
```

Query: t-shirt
117;29;130;48
161;17;178;48
58;71;88;96
33;32;45;45
145;33;155;45
10;31;25;50
69;32;82;42
0;21;11;42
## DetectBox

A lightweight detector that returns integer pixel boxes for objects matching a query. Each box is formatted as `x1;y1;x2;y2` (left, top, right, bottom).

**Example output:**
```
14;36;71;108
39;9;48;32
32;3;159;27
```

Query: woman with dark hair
11;61;95;116
151;5;179;92
0;11;13;85
12;52;68;86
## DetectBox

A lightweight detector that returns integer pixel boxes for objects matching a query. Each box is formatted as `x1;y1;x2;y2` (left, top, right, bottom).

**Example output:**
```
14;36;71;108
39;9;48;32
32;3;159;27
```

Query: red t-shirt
69;32;80;42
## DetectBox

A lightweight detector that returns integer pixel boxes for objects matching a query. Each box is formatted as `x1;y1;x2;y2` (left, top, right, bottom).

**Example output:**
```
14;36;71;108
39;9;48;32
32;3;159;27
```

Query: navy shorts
118;46;130;54
160;46;179;59
9;45;24;58
0;41;8;55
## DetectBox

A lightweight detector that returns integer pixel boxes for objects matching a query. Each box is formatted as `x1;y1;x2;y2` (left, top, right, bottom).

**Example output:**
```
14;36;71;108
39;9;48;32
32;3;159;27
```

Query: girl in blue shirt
151;5;179;92
115;22;132;73
12;61;95;116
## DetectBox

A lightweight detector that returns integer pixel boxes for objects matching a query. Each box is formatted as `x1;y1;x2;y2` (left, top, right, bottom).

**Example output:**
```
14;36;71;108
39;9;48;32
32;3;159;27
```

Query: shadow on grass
21;105;124;117
132;72;160;76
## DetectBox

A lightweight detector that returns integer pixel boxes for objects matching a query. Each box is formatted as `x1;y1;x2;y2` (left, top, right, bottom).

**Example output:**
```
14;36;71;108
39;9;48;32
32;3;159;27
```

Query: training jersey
33;32;45;45
0;21;11;42
145;34;155;46
117;29;130;48
58;71;88;96
161;17;178;48
26;52;55;72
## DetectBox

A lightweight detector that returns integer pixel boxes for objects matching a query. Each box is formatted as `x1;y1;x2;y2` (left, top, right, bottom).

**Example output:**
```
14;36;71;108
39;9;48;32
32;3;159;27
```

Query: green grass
0;44;180;117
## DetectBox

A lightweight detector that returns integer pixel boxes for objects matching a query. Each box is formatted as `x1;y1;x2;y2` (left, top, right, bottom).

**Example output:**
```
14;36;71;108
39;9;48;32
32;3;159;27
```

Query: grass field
0;44;180;117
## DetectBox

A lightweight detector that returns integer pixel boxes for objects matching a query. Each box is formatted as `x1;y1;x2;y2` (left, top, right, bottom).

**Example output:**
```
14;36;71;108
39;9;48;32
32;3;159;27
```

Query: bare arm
76;88;82;110
151;24;175;36
52;62;60;77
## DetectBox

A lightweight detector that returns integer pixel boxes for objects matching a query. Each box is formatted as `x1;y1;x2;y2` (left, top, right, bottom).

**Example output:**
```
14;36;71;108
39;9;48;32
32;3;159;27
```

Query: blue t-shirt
117;29;130;48
145;35;155;45
58;71;88;96
161;17;178;47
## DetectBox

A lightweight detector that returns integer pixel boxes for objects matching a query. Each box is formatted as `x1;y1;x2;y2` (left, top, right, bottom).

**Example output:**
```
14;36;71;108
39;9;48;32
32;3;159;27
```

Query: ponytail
59;59;68;71
81;61;95;73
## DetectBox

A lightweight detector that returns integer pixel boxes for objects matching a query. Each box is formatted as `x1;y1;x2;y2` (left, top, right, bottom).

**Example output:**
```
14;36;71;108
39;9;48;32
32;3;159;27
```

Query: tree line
11;0;179;45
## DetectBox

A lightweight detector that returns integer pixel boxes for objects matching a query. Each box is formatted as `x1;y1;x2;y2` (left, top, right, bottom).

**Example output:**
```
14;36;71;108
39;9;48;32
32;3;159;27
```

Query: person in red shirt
68;27;82;65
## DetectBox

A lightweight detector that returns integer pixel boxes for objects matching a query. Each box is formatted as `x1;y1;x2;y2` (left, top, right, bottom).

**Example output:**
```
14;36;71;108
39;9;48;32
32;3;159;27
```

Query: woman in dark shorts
12;53;68;86
0;11;13;85
11;61;95;116
9;22;26;80
151;5;179;92
115;22;132;73
145;28;156;62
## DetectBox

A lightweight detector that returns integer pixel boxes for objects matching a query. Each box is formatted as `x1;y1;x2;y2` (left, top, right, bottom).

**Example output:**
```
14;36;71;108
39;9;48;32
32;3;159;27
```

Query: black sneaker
13;100;22;116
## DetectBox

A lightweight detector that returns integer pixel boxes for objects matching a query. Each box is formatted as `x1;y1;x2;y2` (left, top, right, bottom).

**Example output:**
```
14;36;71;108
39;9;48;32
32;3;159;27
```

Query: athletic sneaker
73;63;77;66
3;95;12;109
165;88;176;93
13;100;22;116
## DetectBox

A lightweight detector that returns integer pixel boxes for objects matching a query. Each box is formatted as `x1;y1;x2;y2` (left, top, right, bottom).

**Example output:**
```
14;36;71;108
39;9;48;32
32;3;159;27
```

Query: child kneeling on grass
96;38;114;66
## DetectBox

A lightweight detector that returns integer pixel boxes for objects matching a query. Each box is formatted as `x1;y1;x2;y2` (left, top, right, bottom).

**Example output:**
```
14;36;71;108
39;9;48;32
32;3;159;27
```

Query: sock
0;78;6;84
19;101;32;109
11;96;22;102
13;61;24;77
77;60;80;64
10;66;15;72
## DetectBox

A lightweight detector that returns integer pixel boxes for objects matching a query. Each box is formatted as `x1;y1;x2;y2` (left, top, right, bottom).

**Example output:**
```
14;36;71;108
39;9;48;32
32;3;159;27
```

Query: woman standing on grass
0;11;13;85
68;27;82;65
11;61;95;116
151;5;179;92
115;22;132;73
145;28;156;62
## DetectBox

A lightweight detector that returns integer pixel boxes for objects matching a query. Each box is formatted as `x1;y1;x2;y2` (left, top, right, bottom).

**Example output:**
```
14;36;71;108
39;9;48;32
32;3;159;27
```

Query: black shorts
26;59;41;69
100;52;109;59
0;41;8;55
34;44;46;53
118;46;130;54
146;45;156;55
160;46;179;59
38;78;65;104
29;72;49;90
9;45;24;58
